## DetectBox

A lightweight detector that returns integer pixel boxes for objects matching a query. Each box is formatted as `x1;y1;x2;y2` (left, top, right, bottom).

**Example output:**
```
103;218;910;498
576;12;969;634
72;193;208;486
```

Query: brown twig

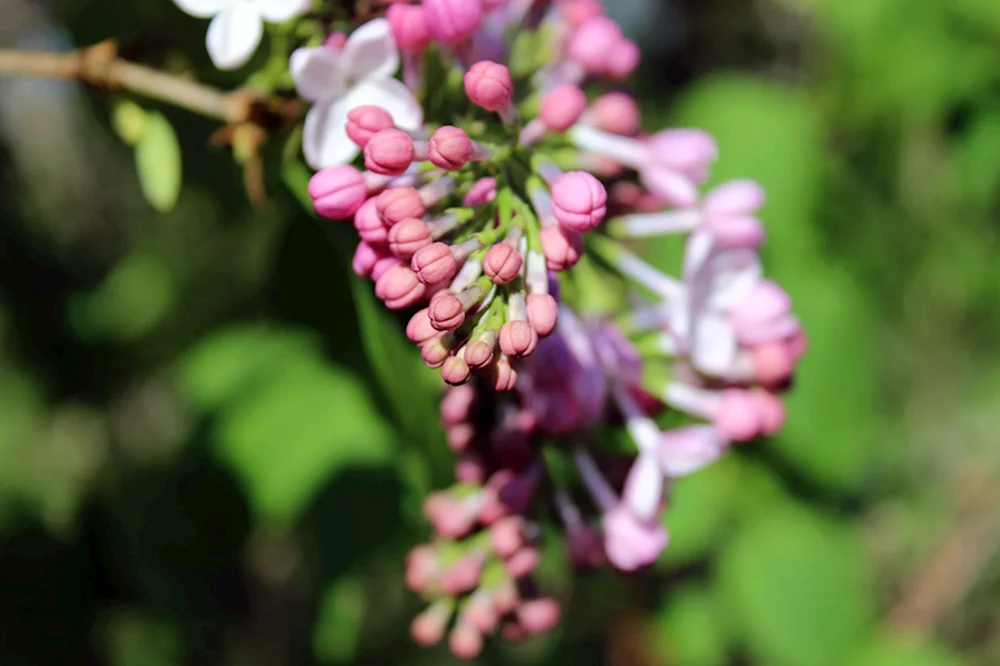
886;470;1000;635
0;40;254;124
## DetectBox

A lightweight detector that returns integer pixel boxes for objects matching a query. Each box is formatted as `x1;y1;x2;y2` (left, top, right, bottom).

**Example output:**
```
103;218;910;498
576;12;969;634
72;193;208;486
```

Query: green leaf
68;253;176;343
851;635;968;666
216;358;395;524
718;506;875;666
178;325;323;413
111;100;148;146
661;455;741;565
652;582;731;666
135;111;182;213
313;577;367;664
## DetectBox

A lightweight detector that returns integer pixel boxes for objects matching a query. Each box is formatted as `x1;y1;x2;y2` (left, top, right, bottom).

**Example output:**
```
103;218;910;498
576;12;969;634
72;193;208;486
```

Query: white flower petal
704;250;762;310
302;98;358;169
343;18;400;81
622;454;663;523
253;0;311;23
691;311;738;376
173;0;237;19
205;4;263;70
659;426;726;477
346;78;422;130
290;47;346;102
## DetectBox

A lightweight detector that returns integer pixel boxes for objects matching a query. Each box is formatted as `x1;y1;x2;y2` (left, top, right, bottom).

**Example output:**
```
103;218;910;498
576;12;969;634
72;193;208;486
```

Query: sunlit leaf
135;111;182;213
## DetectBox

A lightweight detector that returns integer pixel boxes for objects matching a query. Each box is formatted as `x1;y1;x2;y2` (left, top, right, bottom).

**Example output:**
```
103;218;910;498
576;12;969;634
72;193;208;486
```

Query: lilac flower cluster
283;0;804;657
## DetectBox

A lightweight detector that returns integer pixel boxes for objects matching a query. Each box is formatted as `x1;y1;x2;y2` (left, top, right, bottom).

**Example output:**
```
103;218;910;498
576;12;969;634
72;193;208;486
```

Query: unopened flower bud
389;217;433;259
345;105;395;149
412;242;459;284
441;355;472;385
483;242;523;284
364;128;415;176
540;85;587;132
424;0;483;45
526;293;558;337
551;171;607;232
375;265;426;310
567;16;622;74
499;320;538;358
429;126;474;170
406;308;438;343
429;292;466;331
308;166;367;219
376;186;426;225
464;61;514;113
387;4;430;53
540;225;584;271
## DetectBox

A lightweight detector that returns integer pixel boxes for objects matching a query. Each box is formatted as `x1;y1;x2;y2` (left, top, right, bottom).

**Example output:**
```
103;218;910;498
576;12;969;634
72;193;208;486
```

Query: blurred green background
1;0;999;664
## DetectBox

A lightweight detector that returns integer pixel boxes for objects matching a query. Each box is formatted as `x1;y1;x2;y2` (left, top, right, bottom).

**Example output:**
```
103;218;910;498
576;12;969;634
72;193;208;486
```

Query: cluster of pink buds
294;0;806;657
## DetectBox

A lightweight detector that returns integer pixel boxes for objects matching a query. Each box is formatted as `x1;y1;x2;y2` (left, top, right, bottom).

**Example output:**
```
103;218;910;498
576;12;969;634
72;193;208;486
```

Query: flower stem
0;41;257;124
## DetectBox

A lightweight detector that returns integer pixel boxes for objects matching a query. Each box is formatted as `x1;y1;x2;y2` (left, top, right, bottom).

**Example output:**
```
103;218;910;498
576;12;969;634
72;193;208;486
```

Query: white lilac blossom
292;0;806;657
291;18;423;168
172;0;311;70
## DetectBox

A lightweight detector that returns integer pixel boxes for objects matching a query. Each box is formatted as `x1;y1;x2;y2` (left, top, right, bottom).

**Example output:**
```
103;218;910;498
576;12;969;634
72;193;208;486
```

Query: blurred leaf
178;325;322;413
69;253;176;343
313;577;367;664
135;111;182;213
111;100;148;147
215;349;395;524
719;505;875;666
652;582;730;666
101;609;182;666
661;455;741;565
851;634;967;666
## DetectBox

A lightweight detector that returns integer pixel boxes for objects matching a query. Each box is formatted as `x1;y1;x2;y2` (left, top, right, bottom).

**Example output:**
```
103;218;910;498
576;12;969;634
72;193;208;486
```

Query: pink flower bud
406;308;437;343
540;85;587;132
353;197;390;245
411;604;450;647
429;291;466;331
441;554;485;595
493;355;518;391
405;545;438;592
364;128;415;176
464;61;514;113
352;241;380;277
345;105;395;149
441;383;476;424
388;217;433;259
504;547;540;577
753;390;786;436
448;622;483;660
375;186;425;226
441;356;472;385
428;126;473;170
421;336;451;368
447;423;474;451
463;593;499;634
499;320;538;358
483;242;523;284
387;4;430;53
558;0;603;26
526;293;558;337
375;265;426;310
455;451;486;483
518;598;561;635
589;92;641;135
371;256;402;282
752;341;795;386
464;338;496;368
567;16;622;74
540;225;584;270
606;38;640;79
308;166;367;219
715;389;762;442
551;171;607;232
412;242;458;285
489;516;525;558
424;0;483;44
463;177;497;206
324;31;348;51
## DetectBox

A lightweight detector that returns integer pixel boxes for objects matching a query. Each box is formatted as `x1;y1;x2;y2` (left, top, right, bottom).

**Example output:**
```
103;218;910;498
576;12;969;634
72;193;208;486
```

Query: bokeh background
2;0;999;664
